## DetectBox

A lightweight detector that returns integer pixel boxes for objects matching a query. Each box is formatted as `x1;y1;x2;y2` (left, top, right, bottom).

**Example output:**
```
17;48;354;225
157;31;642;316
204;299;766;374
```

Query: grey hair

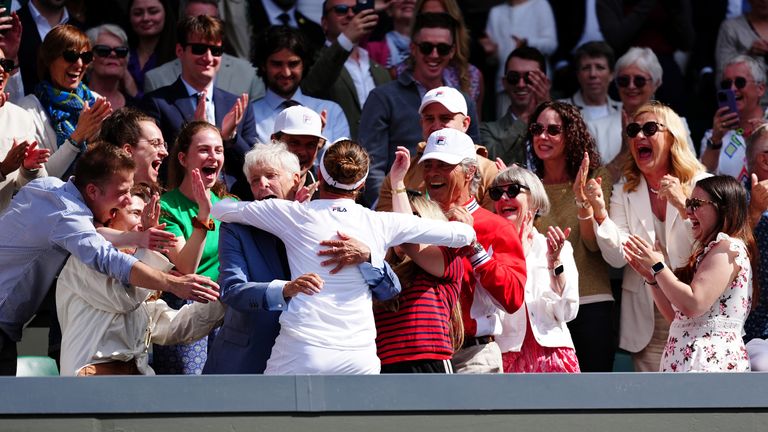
492;165;551;216
725;54;766;84
243;141;301;183
614;47;663;89
747;123;768;172
85;24;129;47
459;157;481;197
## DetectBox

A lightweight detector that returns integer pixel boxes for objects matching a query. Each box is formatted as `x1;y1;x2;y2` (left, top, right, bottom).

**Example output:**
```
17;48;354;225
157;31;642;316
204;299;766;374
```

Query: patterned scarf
385;31;411;68
34;80;96;148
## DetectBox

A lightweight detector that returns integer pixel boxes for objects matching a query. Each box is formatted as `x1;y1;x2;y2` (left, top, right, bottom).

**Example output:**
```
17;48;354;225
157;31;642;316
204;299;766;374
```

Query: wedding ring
587;184;595;190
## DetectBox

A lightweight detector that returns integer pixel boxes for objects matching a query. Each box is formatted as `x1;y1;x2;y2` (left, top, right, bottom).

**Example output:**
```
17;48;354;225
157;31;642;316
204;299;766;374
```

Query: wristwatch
192;217;215;231
651;261;666;276
706;137;722;150
550;263;564;277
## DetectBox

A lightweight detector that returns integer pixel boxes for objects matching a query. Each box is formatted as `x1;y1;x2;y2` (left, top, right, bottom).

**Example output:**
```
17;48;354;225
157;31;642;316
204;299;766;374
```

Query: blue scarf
34;80;96;148
385;31;411;68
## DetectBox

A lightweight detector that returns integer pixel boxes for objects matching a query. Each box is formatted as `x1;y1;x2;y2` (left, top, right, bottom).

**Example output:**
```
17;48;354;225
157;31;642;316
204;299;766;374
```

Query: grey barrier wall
2;373;768;431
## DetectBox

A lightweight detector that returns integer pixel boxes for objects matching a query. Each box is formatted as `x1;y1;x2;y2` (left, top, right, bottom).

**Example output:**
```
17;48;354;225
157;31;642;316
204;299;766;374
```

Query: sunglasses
720;76;749;90
616;75;648;89
416;42;453;56
488;183;529;201
684;197;716;212
625;121;665;138
62;50;94;65
185;43;224;57
505;70;532;86
92;45;129;58
328;4;355;15
529;122;562;136
0;58;16;71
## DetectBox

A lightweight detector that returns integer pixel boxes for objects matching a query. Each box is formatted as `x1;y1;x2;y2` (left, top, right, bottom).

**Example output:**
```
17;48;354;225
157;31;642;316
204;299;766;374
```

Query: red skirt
501;317;580;373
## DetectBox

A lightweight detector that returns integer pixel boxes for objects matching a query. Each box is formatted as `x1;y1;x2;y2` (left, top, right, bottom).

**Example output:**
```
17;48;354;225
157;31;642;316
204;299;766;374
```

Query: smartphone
354;0;375;13
0;0;11;17
717;89;739;116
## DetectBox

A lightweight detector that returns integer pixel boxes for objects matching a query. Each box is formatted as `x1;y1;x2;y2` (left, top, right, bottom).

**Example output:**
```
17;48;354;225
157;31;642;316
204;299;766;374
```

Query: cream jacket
0;102;46;211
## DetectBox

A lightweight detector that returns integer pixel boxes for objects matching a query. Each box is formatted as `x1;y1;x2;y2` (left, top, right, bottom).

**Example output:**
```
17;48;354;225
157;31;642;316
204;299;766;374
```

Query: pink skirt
502;319;580;373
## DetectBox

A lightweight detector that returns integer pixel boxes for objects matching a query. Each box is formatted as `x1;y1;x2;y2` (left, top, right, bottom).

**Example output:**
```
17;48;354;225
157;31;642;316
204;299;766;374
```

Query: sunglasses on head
626;121;666;138
62;50;94;65
720;76;748;90
416;42;453;56
505;70;532;86
529;122;562;136
684;197;716;211
616;74;648;89
0;58;16;72
489;183;529;201
92;45;129;58
185;43;224;57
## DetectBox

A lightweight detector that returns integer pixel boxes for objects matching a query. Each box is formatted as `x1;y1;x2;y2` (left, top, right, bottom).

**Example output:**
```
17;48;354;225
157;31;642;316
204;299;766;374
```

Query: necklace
649;187;659;195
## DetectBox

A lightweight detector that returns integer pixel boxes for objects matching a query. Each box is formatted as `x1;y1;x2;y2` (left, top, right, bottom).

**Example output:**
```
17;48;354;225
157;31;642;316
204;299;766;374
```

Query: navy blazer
140;78;258;199
203;222;289;374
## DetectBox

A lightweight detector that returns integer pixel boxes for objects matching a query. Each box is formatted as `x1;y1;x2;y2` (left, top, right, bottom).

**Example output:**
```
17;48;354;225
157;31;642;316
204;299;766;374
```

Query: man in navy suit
203;142;399;374
140;15;257;199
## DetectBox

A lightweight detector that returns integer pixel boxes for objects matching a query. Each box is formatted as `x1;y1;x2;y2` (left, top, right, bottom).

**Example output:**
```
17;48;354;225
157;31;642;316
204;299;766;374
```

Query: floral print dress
660;233;752;372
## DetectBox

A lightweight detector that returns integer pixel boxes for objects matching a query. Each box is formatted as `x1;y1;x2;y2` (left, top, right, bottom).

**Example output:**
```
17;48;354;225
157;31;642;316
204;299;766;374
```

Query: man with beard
250;25;349;145
271;105;326;189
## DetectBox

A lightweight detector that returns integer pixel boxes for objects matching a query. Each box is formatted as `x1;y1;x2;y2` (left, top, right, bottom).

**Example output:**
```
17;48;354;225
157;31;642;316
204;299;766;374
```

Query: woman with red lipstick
623;175;756;372
528;100;614;372
153;121;230;374
581;102;709;372
490;165;580;373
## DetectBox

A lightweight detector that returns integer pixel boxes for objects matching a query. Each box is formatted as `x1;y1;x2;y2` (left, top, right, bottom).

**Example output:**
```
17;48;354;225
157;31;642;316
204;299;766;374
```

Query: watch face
652;262;665;273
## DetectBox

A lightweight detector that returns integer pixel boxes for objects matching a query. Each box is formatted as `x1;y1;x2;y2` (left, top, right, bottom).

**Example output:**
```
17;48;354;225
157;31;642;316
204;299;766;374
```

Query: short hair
574;40;615;71
747;123;768;172
184;0;219;13
85;24;129;47
725;54;766;84
253;25;309;77
37;25;91;82
243;141;301;183
321;139;370;194
505;46;546;73
459;157;480;197
410;12;457;41
492;165;551;216
176;14;223;46
72;141;136;190
614;47;663;87
99;107;156;148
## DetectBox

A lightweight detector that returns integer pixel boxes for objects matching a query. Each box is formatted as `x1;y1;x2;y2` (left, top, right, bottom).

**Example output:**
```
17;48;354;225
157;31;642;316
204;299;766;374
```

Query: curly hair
622;102;705;193
527;100;601;181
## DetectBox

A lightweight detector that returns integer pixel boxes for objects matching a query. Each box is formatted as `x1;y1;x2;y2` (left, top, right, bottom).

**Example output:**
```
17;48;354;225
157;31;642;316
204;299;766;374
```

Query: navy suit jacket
140;78;257;199
203;222;289;374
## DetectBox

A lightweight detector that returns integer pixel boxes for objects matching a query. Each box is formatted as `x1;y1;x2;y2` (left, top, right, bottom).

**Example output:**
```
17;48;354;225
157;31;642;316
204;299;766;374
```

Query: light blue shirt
0;177;137;341
250;88;350;145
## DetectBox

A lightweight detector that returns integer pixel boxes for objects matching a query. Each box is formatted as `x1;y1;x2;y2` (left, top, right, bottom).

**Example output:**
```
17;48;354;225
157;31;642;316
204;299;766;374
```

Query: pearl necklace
649;187;659;195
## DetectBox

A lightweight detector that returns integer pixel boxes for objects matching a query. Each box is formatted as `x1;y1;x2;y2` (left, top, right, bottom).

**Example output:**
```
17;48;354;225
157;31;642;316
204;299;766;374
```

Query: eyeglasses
137;138;168;150
625;121;665;138
616;74;648;89
529;122;562;136
92;45;129;58
505;70;532;86
184;43;224;57
328;4;355;15
720;76;749;90
62;50;94;65
0;58;16;72
488;183;529;201
684;197;716;212
416;42;453;56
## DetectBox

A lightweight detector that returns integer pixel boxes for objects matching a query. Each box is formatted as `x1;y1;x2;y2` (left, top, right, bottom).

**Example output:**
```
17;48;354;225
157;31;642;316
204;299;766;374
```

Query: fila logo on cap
436;135;446;145
303;114;312;124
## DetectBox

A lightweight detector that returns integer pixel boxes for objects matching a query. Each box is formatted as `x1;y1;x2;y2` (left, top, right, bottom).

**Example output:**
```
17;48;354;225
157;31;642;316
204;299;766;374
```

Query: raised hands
389;146;410;187
318;230;372;274
546;225;571;267
221;93;248;140
190;168;212;220
22;141;50;170
0;139;29;176
711;106;739;145
71;98;112;144
656;174;686;217
344;8;379;44
141;192;161;230
622;235;664;282
0;11;22;61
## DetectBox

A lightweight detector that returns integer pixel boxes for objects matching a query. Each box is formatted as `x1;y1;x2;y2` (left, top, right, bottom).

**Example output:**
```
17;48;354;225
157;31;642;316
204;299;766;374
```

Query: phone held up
354;0;375;13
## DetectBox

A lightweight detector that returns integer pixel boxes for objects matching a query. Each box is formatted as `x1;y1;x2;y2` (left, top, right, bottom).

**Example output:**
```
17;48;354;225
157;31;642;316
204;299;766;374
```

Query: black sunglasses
416;42;453;56
328;4;355;15
505;70;532;86
489;183;530;201
62;50;94;65
625;121;665;138
92;45;129;58
529;122;562;136
185;43;224;57
720;76;749;90
684;197;716;211
0;58;16;72
616;74;648;89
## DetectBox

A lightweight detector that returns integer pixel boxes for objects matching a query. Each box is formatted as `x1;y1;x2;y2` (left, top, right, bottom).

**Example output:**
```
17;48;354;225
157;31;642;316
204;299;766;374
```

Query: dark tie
280;99;301;110
278;12;290;26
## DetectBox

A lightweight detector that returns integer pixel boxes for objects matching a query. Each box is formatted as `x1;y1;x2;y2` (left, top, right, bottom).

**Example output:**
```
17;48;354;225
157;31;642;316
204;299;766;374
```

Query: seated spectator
57;185;225;376
359;13;480;206
85;24;136;109
271;105;326;189
491;165;580;373
19;24;113;180
126;0;176;99
480;46;549;165
559;41;621;123
210;139;474;374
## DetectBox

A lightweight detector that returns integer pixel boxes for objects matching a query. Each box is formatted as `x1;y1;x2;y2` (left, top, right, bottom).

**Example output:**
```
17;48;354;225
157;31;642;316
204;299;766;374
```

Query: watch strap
192;217;215;231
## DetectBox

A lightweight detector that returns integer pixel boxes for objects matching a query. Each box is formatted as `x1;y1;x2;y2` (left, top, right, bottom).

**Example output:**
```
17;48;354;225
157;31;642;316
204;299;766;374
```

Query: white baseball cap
418;86;468;116
273;105;327;141
420;128;476;165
